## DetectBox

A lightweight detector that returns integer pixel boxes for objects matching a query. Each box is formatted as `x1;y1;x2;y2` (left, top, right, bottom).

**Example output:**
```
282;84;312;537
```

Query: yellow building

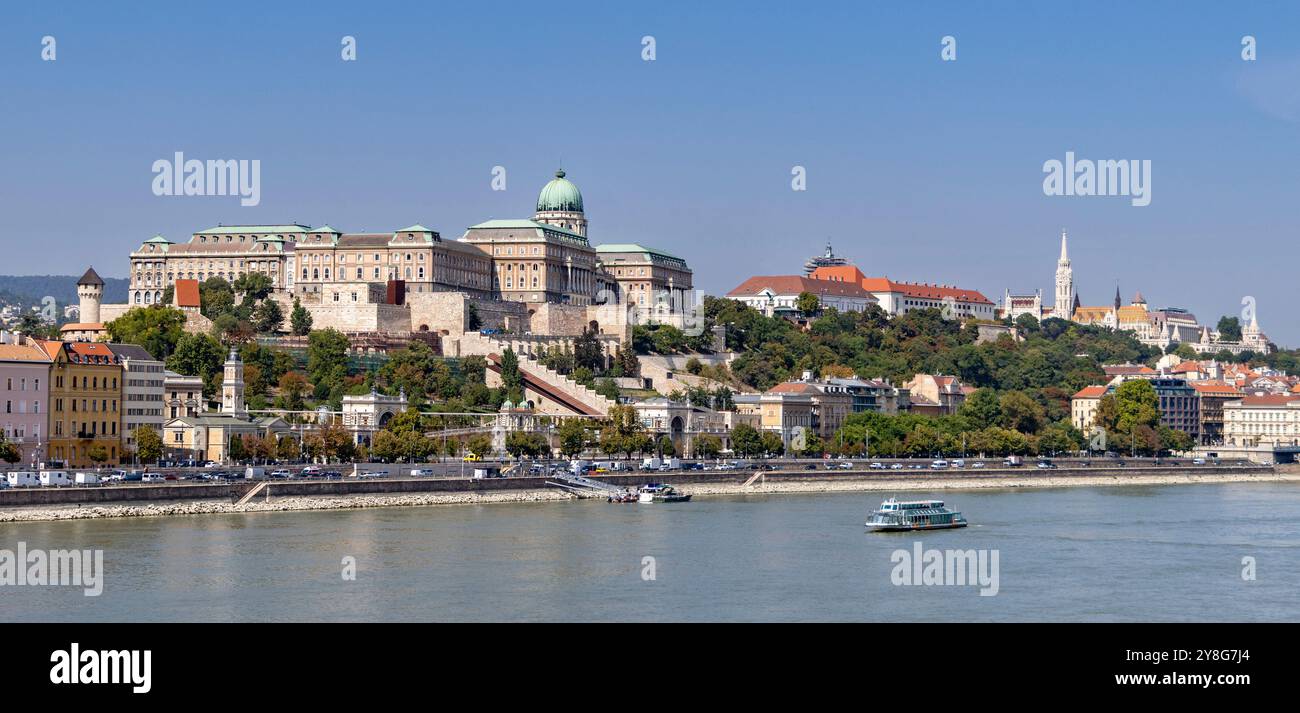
39;340;124;467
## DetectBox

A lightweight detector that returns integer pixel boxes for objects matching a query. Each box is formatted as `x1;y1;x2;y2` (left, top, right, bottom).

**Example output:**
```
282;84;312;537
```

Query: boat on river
637;484;692;503
866;497;967;532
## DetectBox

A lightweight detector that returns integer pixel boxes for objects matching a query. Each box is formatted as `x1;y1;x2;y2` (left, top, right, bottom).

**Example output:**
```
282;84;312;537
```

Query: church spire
1054;230;1074;313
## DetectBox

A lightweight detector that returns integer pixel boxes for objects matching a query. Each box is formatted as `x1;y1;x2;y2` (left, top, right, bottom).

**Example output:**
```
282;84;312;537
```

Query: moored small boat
637;483;692;503
866;497;967;532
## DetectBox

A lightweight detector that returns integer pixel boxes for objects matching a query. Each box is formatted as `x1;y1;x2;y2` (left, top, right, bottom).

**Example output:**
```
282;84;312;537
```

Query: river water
1;482;1296;621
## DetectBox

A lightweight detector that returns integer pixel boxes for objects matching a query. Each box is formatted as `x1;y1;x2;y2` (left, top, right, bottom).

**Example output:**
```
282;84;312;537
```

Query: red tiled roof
811;265;993;305
1170;361;1202;373
174;279;201;308
68;342;115;358
1190;381;1242;397
727;275;874;300
1073;385;1108;399
0;344;52;362
1235;394;1300;407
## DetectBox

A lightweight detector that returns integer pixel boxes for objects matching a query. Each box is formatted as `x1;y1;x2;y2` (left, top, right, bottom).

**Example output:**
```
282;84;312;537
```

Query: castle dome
536;169;584;213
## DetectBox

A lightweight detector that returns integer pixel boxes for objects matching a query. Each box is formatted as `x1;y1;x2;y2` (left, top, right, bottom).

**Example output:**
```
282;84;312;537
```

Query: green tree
573;326;605;372
253;299;284;333
730;424;763;457
1111;379;1160;434
87;444;109;465
105;306;188;361
795;291;821;316
657;435;676;457
307;329;350;398
134;426;162;464
200;277;235;318
598;404;646;459
467;434;493;458
276;371;309;411
694;434;722;460
228;433;247;462
999;390;1045;434
595;377;619;401
499;347;524;402
1216;316;1242;342
958;387;1001;430
759;431;785;457
166;332;225;396
290;299;313;336
557;418;589;457
232;272;274;300
0;436;20;464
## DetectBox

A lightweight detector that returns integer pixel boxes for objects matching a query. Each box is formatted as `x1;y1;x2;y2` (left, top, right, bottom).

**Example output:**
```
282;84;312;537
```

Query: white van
929;460;949;470
7;472;40;487
74;472;102;486
40;471;72;487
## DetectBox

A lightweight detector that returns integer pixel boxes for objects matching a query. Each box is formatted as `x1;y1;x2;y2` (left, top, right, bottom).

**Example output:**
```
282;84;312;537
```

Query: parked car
1192;458;1206;465
870;462;885;470
270;469;292;478
1036;461;1057;470
972;461;985;469
409;468;436;477
890;463;904;470
141;473;164;483
321;470;343;479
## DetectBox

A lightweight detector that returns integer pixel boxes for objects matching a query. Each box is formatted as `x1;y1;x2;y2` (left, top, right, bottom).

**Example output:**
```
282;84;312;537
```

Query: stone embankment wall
0;464;1273;508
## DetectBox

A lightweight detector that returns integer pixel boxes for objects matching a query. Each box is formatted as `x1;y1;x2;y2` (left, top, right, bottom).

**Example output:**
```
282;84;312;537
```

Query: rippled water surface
2;481;1297;621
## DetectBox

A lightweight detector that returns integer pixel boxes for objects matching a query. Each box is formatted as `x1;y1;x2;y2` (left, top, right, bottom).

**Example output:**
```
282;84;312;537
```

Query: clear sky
3;1;1298;344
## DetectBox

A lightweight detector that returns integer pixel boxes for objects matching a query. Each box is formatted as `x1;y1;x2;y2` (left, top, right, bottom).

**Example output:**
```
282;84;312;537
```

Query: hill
0;274;129;307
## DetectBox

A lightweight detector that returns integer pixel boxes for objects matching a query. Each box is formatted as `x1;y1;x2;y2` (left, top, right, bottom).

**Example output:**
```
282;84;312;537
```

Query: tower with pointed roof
533;168;587;237
77;266;105;324
1054;230;1074;318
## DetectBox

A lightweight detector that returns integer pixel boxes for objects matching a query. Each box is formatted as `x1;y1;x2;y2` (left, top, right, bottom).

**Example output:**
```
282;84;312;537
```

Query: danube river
2;482;1297;622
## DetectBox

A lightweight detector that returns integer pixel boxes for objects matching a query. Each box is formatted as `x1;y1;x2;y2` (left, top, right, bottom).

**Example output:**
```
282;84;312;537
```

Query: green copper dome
536;169;584;213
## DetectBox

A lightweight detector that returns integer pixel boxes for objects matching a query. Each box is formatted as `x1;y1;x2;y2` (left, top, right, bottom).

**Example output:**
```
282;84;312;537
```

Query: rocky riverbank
0;489;575;523
1;470;1293;523
678;470;1300;497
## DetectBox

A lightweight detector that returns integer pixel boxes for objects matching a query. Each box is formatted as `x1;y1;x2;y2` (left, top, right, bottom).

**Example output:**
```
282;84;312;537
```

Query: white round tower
77;267;105;324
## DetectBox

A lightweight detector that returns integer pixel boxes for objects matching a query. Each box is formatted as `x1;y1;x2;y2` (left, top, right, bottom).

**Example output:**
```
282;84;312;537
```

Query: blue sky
3;1;1299;344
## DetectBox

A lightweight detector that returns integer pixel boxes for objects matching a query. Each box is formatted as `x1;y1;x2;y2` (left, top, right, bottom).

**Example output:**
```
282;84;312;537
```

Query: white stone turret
76;267;105;324
221;347;246;416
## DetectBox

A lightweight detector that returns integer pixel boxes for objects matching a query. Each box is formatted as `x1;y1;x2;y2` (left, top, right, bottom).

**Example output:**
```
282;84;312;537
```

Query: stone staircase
450;332;615;417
